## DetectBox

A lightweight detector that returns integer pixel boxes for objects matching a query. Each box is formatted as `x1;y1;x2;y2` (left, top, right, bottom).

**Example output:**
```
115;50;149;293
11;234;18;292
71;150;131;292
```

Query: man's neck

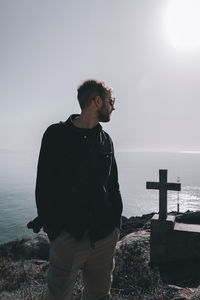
72;112;99;129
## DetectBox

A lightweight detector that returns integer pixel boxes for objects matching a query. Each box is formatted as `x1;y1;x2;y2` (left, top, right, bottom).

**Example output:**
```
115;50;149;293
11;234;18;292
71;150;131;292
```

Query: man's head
77;79;115;122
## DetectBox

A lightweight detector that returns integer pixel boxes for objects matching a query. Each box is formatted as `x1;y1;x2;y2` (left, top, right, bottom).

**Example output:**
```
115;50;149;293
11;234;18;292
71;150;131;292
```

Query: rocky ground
0;213;200;299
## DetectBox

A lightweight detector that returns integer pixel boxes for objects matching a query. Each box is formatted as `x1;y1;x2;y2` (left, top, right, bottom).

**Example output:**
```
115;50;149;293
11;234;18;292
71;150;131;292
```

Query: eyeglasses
91;96;115;106
106;97;115;106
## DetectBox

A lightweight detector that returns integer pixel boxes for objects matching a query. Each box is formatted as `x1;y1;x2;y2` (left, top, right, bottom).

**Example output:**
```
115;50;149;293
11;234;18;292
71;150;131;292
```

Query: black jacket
35;115;123;244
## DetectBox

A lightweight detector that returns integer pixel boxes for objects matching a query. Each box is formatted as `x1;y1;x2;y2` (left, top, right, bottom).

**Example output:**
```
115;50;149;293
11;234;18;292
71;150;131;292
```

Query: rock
0;234;50;260
169;285;196;300
116;230;150;261
21;234;49;260
120;213;154;239
112;230;163;298
176;211;200;224
0;292;13;300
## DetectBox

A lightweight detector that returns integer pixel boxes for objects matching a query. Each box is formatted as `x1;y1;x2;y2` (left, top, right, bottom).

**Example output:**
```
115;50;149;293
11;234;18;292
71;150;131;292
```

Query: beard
97;103;111;122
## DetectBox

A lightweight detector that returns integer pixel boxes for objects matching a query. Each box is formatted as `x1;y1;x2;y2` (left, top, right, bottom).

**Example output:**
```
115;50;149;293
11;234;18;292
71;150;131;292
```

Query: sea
0;149;200;244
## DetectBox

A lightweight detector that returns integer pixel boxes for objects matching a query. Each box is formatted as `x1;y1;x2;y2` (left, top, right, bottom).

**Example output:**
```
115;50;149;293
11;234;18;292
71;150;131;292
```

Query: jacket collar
64;114;102;136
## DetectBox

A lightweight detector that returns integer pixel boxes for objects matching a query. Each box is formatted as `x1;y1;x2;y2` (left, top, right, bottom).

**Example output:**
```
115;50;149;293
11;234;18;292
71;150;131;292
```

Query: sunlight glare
164;0;200;50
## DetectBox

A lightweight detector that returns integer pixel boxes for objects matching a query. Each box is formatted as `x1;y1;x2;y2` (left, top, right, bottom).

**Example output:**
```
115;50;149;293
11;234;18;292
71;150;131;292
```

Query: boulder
21;234;49;260
112;230;196;300
176;211;200;224
0;234;50;260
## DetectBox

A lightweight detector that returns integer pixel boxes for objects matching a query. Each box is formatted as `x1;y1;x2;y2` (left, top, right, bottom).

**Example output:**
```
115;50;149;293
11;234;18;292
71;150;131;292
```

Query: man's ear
94;95;102;107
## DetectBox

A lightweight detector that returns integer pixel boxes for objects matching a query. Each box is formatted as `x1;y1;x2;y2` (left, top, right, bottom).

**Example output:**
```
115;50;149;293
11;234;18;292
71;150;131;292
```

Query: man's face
97;94;115;123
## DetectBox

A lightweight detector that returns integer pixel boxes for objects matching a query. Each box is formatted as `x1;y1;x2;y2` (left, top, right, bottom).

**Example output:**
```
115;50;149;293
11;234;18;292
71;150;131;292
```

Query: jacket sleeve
35;125;58;227
108;152;123;229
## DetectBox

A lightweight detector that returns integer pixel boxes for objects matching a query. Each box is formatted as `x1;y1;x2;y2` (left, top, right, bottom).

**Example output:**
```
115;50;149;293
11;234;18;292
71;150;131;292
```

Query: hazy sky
1;0;200;152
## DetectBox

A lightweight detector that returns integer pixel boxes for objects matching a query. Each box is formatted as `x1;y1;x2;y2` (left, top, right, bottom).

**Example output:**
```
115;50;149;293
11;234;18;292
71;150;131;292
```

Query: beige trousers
47;227;120;300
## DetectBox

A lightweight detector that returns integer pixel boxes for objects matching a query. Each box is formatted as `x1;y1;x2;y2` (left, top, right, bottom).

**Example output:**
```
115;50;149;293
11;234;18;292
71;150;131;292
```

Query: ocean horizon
0;149;200;244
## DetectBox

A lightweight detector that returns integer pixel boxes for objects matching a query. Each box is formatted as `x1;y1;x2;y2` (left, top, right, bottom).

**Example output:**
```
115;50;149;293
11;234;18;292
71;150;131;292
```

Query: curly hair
77;79;112;110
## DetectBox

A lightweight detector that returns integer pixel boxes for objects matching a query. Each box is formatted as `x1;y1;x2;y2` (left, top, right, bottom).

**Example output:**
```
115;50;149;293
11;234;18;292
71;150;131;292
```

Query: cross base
150;214;200;265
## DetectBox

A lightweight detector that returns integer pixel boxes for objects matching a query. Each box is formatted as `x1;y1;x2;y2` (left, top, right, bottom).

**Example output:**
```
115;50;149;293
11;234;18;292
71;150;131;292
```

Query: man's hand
27;216;43;233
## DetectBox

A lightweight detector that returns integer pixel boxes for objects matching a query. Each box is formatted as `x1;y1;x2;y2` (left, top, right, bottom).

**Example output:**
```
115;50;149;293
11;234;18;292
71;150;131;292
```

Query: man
35;79;123;300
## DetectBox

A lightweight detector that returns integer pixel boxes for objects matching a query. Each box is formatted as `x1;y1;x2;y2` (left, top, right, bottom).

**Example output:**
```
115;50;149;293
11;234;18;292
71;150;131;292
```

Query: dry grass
111;241;176;300
0;256;47;299
0;248;186;300
0;254;173;300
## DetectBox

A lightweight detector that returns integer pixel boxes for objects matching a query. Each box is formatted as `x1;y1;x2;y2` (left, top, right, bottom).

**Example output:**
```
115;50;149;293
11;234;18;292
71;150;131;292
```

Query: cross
146;169;181;220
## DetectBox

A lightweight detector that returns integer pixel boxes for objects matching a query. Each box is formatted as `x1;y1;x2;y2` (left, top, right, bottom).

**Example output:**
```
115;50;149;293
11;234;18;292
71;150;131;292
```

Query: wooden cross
146;169;181;220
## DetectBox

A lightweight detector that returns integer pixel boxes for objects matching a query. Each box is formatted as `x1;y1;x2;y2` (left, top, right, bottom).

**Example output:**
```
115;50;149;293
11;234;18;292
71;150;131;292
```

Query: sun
164;0;200;51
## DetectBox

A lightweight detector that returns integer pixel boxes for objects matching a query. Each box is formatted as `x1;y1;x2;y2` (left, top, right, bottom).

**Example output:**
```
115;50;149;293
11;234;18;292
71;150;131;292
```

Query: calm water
0;150;200;244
